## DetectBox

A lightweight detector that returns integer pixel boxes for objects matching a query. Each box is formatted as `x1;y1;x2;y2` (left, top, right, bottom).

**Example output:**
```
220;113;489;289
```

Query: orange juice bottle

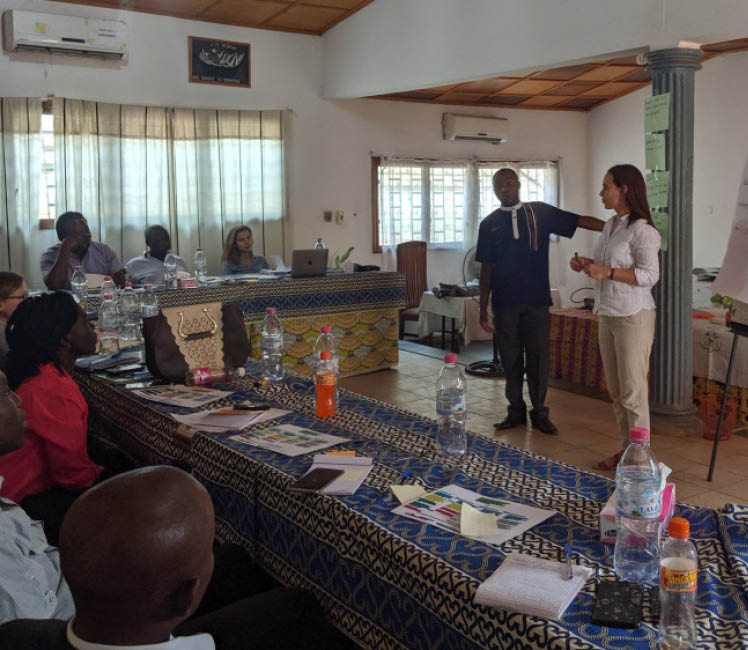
316;351;336;418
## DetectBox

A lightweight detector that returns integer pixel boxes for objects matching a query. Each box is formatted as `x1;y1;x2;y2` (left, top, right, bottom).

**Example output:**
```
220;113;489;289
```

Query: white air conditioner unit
2;10;128;60
442;113;509;143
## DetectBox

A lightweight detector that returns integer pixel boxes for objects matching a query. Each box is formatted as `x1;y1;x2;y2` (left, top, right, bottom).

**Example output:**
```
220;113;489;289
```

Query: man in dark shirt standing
477;169;603;434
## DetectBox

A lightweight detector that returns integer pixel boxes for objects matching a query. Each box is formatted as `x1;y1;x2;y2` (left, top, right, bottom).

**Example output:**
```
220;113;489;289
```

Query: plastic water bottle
71;265;88;311
435;353;467;457
100;275;116;299
98;293;120;355
315;237;325;249
194;248;207;286
614;427;662;583
185;367;246;386
260;307;284;382
314;325;339;401
140;285;159;318
315;350;336;418
163;250;178;289
659;517;698;649
118;282;141;341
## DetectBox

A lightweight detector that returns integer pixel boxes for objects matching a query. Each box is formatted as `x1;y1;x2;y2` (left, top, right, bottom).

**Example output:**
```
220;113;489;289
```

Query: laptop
291;249;328;278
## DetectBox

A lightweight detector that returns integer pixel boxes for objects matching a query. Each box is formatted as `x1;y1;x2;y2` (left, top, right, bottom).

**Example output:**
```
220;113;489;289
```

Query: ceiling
371;37;748;112
51;0;374;35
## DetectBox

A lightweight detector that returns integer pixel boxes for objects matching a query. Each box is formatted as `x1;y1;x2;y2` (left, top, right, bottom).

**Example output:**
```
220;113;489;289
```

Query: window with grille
39;110;56;223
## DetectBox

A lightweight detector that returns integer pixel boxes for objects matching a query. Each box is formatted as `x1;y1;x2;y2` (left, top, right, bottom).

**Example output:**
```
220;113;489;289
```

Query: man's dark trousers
493;304;550;421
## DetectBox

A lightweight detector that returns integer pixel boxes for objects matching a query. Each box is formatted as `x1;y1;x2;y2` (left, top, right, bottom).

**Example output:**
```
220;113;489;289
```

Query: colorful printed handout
229;424;349;457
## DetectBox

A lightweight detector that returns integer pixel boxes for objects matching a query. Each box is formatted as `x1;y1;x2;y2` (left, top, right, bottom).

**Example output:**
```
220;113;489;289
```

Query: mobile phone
591;580;643;629
288;468;344;494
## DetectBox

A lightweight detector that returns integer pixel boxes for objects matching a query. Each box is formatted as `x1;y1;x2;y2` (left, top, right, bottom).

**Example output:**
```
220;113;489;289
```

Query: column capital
645;47;702;73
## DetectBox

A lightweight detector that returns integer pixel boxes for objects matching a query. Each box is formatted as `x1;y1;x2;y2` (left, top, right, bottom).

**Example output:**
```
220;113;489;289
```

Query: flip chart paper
645;133;666;170
644;93;671;132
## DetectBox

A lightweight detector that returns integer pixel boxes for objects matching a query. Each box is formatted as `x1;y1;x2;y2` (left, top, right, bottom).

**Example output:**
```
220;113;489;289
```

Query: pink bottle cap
629;427;650;444
444;353;457;364
104;275;112;280
103;294;113;300
144;285;152;289
321;326;332;333
266;307;277;314
125;281;133;287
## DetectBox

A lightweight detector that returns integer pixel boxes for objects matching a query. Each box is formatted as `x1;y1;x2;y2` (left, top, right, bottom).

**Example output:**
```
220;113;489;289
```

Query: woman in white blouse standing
570;164;661;470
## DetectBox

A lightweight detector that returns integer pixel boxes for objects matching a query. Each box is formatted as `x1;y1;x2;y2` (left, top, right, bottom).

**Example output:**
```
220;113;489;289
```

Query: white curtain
48;99;284;276
0;98;41;284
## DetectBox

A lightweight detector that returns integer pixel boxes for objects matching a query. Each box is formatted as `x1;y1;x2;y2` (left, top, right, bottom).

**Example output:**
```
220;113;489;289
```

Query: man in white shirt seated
0;465;355;650
0;369;75;623
126;225;187;287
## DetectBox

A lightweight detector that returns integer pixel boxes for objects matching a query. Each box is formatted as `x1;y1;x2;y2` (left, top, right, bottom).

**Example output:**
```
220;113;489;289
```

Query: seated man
0;368;75;622
41;212;126;290
126;225;187;286
0;466;355;650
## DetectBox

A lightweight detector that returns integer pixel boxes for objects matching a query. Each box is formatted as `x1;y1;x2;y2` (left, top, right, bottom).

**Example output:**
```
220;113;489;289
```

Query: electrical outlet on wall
334;210;344;225
323;210;333;222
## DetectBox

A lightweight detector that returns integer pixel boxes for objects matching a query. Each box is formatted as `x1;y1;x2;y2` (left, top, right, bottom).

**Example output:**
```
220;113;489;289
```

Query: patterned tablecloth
548;308;607;392
76;361;744;650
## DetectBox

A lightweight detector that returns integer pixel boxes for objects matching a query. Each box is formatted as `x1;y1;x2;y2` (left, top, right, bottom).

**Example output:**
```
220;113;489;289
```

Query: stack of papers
171;406;289;432
129;385;234;408
230;424;349;457
474;552;592;620
305;454;373;495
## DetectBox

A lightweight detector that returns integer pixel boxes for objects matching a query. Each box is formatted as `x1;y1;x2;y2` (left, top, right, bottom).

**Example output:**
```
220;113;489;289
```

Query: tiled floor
340;350;748;509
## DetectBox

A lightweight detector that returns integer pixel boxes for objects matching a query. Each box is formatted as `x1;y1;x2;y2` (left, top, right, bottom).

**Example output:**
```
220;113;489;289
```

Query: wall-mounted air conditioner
442;113;509;143
2;10;128;60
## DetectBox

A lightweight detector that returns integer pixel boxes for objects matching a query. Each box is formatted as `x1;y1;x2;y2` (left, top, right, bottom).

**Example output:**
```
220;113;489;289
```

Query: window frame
39;99;56;230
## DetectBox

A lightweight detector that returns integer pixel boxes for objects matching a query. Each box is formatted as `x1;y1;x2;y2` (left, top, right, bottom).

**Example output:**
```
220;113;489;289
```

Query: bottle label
436;393;466;416
316;372;335;385
661;567;697;592
192;367;212;385
616;488;661;519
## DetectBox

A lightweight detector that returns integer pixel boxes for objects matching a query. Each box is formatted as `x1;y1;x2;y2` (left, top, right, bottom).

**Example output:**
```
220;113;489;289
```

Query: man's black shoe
530;416;558;435
493;415;527;430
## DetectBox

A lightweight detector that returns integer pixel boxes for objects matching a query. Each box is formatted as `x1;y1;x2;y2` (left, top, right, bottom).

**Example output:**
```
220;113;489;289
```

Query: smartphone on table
288;468;344;494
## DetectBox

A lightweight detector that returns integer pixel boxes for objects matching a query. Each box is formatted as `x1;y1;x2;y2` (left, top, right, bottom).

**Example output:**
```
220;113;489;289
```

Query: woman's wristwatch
608;266;615;280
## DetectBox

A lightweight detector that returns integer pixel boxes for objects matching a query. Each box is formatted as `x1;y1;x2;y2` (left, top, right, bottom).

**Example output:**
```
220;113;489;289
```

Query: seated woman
0;292;101;544
0;272;27;370
220;225;270;275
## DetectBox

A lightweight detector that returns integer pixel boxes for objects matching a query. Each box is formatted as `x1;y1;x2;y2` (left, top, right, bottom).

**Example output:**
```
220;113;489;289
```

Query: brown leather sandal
592;451;623;471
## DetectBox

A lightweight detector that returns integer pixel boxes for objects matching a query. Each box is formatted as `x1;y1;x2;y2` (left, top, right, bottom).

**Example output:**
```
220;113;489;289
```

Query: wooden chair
396;240;427;339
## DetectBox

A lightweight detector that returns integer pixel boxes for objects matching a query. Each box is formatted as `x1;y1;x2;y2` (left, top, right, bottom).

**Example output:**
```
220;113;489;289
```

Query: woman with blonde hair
570;164;661;470
220;225;269;275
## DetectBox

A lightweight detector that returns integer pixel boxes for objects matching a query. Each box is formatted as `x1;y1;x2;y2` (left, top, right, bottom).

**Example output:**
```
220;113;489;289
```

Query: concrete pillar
645;48;701;416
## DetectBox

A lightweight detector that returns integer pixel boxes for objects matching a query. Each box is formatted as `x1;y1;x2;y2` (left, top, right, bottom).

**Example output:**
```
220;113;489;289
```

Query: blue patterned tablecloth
179;364;748;650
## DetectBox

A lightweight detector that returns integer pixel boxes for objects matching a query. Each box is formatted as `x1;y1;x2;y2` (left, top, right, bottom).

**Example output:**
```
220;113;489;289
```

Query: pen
565;544;573;580
234;404;271;411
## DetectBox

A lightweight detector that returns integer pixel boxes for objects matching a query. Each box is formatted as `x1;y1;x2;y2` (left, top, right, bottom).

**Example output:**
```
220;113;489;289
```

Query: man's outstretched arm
577;216;605;232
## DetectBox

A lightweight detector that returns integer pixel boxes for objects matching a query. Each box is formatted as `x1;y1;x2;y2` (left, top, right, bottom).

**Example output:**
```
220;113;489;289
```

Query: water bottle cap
629;427;650;443
320;351;332;360
103;294;113;300
104;275;112;280
266;307;277;314
144;284;152;289
668;517;690;539
444;353;457;364
321;326;332;333
196;247;203;251
125;281;133;287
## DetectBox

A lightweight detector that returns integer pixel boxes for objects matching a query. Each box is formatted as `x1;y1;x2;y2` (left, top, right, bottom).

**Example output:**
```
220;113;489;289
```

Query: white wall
587;51;748;268
323;0;748;99
1;0;596;306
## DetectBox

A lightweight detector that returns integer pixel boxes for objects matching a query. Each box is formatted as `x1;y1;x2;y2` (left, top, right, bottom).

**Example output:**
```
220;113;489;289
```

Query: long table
88;272;406;377
79;366;748;650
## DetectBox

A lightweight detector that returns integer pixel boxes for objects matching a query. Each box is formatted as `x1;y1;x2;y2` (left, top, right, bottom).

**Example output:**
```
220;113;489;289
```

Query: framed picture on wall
189;37;251;88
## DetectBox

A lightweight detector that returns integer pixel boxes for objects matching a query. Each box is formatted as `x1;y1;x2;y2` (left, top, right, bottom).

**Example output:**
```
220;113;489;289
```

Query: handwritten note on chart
646;170;670;208
712;154;748;302
644;93;671;132
652;211;669;252
645;133;666;171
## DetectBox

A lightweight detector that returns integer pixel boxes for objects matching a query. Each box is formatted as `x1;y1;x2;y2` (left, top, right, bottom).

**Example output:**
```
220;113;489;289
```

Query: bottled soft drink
163;250;178;289
261;307;284;382
614;427;662;583
100;275;116;299
315;237;325;249
140;285;160;318
194;248;207;286
659;517;698;649
435;353;467;457
71;265;88;311
185;366;246;385
118;282;141;341
314;325;339;401
316;350;336;418
98;293;120;355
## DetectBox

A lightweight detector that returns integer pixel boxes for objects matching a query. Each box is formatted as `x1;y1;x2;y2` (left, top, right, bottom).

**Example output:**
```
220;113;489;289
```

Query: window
373;158;559;251
39;110;56;224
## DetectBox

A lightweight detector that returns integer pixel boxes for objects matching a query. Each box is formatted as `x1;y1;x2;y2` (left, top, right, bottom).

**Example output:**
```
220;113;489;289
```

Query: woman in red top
1;292;100;543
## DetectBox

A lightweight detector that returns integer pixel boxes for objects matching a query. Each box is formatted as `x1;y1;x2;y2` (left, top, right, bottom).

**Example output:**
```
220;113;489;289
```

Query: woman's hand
569;255;592;272
584;263;610;280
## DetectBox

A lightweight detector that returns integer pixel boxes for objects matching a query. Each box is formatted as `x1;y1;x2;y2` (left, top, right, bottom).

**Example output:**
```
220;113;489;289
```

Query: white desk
416;291;493;351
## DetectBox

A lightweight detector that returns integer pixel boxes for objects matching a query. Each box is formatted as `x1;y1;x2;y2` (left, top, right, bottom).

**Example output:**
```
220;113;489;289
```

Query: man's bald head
60;467;215;635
